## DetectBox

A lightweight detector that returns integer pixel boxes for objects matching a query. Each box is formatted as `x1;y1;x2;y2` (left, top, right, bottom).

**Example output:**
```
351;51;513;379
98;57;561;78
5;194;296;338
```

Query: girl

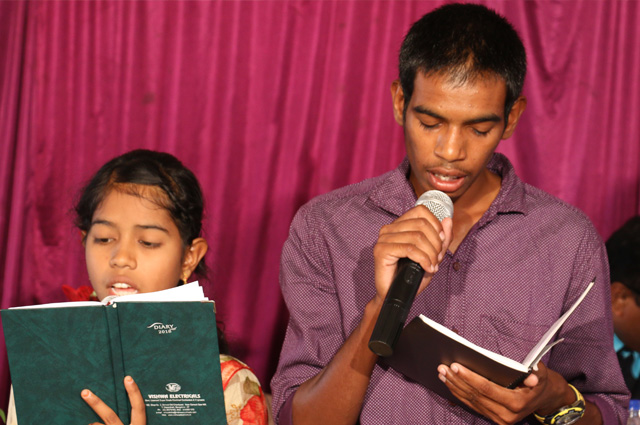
7;149;269;425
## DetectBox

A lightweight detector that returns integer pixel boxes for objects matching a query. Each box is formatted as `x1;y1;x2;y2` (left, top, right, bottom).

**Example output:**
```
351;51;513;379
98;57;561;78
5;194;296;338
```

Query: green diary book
1;282;226;425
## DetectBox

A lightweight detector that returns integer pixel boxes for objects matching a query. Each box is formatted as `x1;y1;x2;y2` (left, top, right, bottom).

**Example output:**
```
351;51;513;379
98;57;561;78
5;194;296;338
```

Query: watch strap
533;384;585;425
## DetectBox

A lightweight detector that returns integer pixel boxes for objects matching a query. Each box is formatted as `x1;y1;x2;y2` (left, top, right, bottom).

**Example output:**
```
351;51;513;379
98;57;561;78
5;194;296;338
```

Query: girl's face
84;187;191;301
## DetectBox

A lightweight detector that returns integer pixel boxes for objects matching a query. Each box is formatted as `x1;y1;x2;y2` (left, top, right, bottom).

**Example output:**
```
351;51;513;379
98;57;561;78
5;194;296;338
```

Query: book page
522;281;594;367
105;281;208;303
9;301;102;309
9;281;208;309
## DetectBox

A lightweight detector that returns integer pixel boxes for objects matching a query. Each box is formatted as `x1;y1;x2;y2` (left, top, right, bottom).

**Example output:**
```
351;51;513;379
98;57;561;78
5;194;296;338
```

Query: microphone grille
416;190;454;222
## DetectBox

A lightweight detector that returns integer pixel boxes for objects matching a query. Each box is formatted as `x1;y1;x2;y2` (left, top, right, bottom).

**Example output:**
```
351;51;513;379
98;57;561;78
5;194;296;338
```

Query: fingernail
125;376;133;383
439;374;447;383
439;231;445;241
437;366;446;375
434;264;439;273
451;364;459;373
438;252;443;261
81;389;91;398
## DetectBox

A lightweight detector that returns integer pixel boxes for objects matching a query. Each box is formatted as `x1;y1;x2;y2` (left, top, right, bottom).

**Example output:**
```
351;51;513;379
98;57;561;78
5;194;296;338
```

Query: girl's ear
181;238;208;281
81;230;87;246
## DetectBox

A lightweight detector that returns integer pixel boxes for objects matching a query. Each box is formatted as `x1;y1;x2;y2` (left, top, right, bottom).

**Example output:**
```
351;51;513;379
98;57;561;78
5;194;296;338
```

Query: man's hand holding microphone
369;190;454;357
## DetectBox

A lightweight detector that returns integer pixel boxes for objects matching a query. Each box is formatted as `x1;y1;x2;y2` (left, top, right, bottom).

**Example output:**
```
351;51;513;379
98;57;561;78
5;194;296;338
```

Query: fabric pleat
1;1;639;408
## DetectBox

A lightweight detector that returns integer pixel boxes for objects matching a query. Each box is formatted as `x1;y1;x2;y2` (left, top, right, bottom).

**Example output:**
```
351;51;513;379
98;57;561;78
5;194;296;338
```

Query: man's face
392;72;525;203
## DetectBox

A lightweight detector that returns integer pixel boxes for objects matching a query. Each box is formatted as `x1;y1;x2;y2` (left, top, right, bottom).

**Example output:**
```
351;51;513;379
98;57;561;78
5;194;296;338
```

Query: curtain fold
1;0;639;409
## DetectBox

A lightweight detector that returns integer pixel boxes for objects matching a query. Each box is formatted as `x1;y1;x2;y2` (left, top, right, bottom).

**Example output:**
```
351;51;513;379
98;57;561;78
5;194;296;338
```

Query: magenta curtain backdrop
1;0;639;409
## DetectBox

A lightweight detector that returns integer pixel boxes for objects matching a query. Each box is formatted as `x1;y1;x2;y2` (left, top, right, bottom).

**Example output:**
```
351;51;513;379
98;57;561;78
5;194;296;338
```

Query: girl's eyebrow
90;220;169;234
91;219;114;228
136;224;169;234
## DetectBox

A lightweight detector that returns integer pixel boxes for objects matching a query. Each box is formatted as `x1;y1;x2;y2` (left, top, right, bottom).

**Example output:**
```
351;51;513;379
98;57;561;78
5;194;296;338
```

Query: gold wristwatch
533;384;585;425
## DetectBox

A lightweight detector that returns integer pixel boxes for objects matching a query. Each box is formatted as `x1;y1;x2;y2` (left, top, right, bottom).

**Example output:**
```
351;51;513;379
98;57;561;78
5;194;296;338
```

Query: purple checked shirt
271;153;629;424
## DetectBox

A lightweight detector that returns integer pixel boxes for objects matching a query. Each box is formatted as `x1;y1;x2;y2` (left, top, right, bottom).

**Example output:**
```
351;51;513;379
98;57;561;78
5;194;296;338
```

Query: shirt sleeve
220;355;270;425
270;203;348;424
547;222;629;424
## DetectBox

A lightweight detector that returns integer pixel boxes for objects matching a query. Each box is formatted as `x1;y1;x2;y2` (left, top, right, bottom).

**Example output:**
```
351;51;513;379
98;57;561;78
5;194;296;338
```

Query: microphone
368;190;453;357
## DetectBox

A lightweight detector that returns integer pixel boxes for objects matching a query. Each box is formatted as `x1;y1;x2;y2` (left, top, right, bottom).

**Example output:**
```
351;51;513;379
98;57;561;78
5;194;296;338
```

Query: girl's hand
82;376;146;425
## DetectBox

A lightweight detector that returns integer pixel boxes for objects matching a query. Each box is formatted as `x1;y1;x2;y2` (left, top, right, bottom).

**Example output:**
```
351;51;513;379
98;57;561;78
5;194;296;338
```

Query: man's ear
502;96;527;139
181;238;208;280
391;80;405;126
611;281;629;317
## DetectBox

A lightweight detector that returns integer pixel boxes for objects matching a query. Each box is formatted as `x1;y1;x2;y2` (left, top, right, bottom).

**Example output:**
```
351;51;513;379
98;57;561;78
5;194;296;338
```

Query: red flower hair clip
62;284;98;302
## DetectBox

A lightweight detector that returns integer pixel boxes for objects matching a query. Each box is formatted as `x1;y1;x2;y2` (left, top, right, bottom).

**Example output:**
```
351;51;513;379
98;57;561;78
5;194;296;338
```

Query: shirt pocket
479;314;552;365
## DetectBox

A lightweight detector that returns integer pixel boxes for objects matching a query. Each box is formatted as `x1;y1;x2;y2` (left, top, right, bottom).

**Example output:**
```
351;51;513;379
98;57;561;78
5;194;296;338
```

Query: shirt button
453;261;461;271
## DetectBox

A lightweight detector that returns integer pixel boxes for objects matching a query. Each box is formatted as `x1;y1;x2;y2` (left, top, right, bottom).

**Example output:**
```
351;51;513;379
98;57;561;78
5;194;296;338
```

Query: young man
271;4;628;424
607;216;640;399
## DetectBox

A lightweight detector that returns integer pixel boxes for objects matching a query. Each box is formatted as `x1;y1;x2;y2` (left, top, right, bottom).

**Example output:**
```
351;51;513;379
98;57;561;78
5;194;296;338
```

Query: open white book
10;281;209;309
385;281;594;401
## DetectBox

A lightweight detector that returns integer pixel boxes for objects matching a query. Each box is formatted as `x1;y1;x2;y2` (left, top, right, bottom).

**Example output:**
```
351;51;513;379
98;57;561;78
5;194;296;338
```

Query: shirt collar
614;333;625;352
484;153;528;216
615;334;640;380
368;153;529;218
368;158;417;217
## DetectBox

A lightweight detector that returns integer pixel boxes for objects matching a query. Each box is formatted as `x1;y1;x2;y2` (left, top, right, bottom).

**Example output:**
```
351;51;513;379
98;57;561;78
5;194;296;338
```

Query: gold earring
182;275;188;286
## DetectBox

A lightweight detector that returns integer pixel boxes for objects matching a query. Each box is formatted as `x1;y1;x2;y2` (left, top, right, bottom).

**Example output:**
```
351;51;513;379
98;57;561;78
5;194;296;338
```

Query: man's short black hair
606;216;640;294
399;3;527;118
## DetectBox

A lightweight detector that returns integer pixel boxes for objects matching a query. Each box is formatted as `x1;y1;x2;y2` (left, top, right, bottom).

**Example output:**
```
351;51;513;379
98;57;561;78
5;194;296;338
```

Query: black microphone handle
368;257;425;357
